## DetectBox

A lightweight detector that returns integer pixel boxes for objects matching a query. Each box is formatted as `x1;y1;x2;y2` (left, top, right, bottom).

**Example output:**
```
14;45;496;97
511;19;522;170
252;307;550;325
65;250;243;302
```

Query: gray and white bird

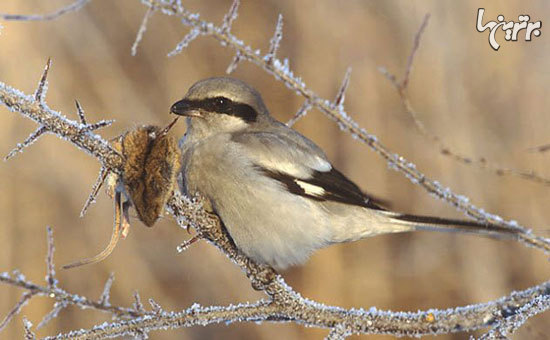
171;77;518;270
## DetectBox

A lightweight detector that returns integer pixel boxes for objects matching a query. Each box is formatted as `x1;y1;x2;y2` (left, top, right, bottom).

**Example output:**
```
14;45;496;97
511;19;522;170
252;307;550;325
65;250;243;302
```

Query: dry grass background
1;1;549;339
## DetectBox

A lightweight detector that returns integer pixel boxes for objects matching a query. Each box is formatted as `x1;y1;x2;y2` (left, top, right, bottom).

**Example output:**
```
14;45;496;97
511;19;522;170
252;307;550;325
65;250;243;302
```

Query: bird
170;77;519;270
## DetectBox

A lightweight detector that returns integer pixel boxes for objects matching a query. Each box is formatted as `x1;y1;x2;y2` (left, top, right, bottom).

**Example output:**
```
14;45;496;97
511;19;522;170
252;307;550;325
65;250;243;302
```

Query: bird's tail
377;210;523;240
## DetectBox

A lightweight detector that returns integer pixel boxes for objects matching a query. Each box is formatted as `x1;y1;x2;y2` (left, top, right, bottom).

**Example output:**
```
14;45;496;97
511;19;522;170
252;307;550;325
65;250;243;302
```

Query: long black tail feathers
387;212;523;240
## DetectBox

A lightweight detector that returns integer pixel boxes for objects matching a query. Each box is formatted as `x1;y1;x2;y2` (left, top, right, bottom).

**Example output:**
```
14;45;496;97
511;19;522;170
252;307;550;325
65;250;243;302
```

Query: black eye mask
171;96;258;123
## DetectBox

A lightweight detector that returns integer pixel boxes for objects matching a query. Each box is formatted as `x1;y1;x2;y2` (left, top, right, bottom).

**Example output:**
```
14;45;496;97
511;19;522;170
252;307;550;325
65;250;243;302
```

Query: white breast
181;134;334;269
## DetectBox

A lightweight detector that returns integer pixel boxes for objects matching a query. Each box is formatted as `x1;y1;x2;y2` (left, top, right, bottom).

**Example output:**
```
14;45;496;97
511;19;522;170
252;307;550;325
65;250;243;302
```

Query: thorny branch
378;14;550;187
2;226;550;339
0;0;549;338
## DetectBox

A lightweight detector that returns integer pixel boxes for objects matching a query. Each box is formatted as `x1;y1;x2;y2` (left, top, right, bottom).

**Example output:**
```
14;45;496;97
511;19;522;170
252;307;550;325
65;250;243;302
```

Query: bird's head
170;77;270;136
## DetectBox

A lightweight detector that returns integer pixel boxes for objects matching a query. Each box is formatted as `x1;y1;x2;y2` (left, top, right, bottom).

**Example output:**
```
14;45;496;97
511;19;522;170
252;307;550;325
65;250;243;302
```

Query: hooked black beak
170;99;201;117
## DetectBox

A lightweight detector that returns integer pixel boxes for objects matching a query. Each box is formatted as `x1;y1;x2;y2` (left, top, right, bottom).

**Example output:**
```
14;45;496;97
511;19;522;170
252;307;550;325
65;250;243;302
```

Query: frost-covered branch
0;61;121;169
478;294;550;340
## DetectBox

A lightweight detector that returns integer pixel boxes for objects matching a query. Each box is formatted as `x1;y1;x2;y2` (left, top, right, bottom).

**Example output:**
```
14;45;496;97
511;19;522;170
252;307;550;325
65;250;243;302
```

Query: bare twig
0;292;34;332
220;0;239;35
131;6;156;56
37;301;68;330
0;0;91;22
400;14;430;90
168;28;201;57
45;226;57;288
98;273;115;306
265;14;283;64
379;13;550;187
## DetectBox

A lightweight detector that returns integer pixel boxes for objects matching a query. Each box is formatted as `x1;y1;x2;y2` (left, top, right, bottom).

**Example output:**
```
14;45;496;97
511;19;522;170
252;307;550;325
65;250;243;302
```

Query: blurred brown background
1;1;549;339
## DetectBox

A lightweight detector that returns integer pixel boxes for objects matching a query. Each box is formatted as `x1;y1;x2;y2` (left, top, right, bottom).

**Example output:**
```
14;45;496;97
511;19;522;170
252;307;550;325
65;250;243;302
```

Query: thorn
36;301;67;330
0;293;34;332
131;6;156;57
176;234;201;253
74;101;114;132
75;99;86;125
286;100;312;127
333;67;352;109
45;226;57;288
133;290;145;313
226;50;242;74
220;0;240;35
80;167;109;217
168;28;201;57
34;57;52;104
98;273;115;306
400;13;430;90
148;298;163;315
23;317;36;340
82;120;115;132
4;126;47;161
265;14;283;64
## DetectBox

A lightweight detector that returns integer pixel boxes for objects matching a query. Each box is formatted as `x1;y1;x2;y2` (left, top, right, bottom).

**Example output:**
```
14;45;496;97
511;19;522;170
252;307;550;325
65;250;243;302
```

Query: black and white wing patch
232;130;386;210
259;166;386;211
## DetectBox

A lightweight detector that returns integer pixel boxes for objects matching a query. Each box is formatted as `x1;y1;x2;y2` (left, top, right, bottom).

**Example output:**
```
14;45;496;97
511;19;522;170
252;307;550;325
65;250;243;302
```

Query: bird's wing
231;130;386;210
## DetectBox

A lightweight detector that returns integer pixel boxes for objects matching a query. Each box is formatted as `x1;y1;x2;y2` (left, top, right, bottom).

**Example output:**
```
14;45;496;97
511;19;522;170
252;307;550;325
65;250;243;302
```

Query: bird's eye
215;97;229;107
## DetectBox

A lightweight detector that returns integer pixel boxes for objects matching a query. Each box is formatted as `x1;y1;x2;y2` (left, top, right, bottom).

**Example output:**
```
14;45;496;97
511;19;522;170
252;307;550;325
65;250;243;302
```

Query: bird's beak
170;99;202;117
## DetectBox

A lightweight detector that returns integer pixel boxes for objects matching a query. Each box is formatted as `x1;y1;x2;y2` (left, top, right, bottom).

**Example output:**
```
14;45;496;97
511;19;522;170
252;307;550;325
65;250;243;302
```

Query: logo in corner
476;8;542;51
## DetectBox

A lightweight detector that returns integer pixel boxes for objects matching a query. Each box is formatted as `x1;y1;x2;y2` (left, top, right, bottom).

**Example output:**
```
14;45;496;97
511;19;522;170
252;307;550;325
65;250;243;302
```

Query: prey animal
64;119;180;269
